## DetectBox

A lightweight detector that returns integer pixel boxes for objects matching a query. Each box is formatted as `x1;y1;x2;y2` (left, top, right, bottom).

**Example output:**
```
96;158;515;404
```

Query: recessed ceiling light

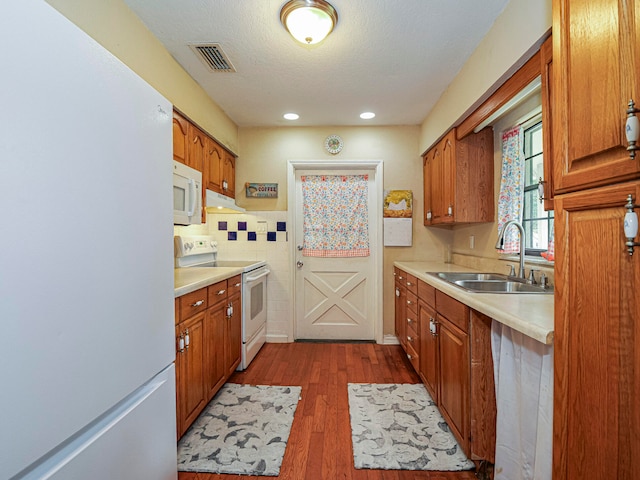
360;112;375;120
284;113;299;120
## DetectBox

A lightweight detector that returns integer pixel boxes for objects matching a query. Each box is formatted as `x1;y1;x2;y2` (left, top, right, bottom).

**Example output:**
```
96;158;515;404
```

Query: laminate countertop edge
394;261;554;345
174;267;245;298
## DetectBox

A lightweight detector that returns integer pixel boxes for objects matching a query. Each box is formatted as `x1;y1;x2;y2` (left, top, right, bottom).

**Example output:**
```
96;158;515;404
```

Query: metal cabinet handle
406;281;413;287
407;336;413;343
234;283;241;287
191;299;205;307
184;329;190;350
216;289;226;296
407;354;413;360
178;333;185;354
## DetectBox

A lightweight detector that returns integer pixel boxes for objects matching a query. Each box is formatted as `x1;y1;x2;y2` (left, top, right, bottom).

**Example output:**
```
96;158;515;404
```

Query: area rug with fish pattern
348;383;475;471
177;383;301;476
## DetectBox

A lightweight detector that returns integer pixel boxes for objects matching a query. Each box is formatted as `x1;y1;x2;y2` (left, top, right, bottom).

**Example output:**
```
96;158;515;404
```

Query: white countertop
174;267;244;298
394;261;554;345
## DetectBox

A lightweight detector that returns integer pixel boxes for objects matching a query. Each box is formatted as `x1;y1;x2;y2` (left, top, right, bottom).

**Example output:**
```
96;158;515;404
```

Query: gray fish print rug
178;383;302;476
348;383;475;471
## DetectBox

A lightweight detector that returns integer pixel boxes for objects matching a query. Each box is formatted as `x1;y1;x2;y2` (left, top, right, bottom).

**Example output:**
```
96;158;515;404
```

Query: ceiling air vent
189;43;236;73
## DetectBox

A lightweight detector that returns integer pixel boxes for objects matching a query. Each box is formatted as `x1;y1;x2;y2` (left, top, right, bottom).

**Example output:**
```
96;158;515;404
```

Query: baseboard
383;334;400;345
266;333;291;343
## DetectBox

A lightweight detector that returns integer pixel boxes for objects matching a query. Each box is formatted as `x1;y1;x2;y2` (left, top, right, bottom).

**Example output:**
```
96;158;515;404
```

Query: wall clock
324;134;343;155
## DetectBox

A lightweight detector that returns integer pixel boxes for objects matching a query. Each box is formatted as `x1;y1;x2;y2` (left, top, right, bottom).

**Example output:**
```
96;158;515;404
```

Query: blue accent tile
218;221;227;231
228;231;237;241
277;221;287;231
267;231;277;242
248;231;257;241
238;221;247;231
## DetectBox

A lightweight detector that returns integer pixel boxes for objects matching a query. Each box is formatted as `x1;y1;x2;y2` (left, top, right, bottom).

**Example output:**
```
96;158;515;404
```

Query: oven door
243;266;270;343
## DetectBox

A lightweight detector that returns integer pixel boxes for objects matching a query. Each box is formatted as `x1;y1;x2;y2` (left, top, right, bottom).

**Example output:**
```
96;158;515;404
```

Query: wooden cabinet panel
221;152;236;198
204;137;224;193
435;290;470;333
187;124;206;172
540;34;555;211
419;299;439;402
204;302;226;400
554;181;640;479
179;287;208;321
417;279;435;308
176;311;206;438
394;269;407;348
207;280;228;306
226;293;242;375
438;315;470;456
423;127;494;226
470;310;496;463
173;110;189;165
552;0;640;193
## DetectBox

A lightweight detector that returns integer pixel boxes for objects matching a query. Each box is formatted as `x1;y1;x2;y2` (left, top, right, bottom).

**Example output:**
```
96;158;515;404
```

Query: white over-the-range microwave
173;160;202;225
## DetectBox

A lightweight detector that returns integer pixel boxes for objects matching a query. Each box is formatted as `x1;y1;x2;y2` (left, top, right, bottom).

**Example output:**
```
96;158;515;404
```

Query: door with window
292;167;379;340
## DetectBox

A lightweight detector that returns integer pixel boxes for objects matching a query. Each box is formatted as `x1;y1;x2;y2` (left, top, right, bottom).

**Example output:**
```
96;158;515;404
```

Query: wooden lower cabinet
175;277;243;439
396;272;496;463
554;181;640;479
175;311;206;438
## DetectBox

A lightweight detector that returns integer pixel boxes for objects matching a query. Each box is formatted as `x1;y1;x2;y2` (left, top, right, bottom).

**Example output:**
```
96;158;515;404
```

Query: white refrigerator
1;1;177;479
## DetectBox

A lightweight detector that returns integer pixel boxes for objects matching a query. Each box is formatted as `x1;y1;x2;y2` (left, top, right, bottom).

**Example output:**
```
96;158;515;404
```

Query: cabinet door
553;181;640;480
430;139;446;224
176;311;206;438
439;131;456;225
225;293;242;375
173;110;189;165
438;315;470;456
540;34;555;211
552;0;640;193
205;137;224;193
204;302;226;401
187;124;205;172
221;152;236;198
419;300;439;402
423;152;433;225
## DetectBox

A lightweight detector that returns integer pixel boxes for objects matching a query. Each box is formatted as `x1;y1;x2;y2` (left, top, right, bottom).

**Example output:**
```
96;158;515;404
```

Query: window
522;119;553;257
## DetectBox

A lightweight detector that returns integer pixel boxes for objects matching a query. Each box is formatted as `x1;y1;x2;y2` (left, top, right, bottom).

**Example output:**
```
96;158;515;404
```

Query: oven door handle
245;268;270;283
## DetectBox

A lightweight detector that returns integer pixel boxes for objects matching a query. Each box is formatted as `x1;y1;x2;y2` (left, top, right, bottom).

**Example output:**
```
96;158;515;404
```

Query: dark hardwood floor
178;342;477;480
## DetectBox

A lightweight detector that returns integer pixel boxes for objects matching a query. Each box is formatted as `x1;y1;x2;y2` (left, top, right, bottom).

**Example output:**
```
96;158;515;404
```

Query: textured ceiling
123;0;509;127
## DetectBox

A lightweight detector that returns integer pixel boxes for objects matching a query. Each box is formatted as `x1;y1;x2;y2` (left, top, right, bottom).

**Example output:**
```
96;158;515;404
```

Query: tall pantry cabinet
552;0;640;478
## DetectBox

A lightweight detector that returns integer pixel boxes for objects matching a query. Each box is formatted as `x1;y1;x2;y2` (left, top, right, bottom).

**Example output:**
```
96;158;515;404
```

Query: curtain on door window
301;174;370;257
497;126;525;253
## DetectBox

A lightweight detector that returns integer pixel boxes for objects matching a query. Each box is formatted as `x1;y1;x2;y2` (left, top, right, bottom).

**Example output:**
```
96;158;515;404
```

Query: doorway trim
287;159;384;344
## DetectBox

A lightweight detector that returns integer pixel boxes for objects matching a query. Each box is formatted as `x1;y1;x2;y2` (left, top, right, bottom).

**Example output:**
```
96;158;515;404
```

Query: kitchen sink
427;272;553;294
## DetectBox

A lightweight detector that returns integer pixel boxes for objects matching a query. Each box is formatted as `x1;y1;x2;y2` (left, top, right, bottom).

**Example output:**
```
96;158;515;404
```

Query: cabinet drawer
406;291;418;314
436;290;469;333
394;267;406;284
405;273;418;295
179;287;208;321
418;279;435;307
406;305;418;333
227;275;242;297
207;280;228;307
406;317;419;346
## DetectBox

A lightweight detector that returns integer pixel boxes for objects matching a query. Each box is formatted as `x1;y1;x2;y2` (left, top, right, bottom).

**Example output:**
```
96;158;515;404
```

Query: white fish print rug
348;383;475;471
178;383;301;476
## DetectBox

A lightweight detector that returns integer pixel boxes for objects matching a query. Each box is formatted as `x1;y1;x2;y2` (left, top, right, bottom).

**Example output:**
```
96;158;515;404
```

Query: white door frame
287;159;384;344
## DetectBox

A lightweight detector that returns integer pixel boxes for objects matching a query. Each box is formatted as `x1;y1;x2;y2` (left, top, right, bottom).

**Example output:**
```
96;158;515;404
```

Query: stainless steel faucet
495;220;526;279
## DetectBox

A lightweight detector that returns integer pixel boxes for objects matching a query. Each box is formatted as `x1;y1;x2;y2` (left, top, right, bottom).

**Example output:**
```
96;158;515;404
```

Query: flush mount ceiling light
360;112;376;120
280;0;338;45
283;112;299;120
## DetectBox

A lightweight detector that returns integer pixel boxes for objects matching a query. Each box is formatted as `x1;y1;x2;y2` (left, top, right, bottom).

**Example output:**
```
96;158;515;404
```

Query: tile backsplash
176;211;292;343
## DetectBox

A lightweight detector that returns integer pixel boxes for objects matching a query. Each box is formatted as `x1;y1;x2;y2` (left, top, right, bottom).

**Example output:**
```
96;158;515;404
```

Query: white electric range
174;235;269;370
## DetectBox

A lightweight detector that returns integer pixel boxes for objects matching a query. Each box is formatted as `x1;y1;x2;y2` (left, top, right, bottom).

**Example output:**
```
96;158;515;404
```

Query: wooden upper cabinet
423;127;494;226
221;152;236;198
552;0;640;193
204;136;224;193
172;110;189;165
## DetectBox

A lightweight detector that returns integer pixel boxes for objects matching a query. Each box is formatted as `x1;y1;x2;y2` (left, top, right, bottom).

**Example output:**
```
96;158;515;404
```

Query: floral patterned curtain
497;126;525;253
301;174;370;257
